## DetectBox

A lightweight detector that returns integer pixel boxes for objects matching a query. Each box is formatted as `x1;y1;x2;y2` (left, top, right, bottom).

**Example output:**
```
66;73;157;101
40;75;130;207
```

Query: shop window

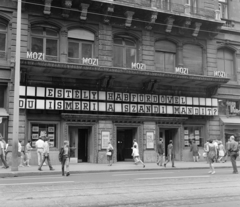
225;126;240;143
217;48;234;80
30;124;57;148
68;29;94;64
0;20;7;60
219;0;228;19
156;0;171;11
155;40;176;72
183;44;203;75
31;25;59;61
184;126;203;147
113;36;137;68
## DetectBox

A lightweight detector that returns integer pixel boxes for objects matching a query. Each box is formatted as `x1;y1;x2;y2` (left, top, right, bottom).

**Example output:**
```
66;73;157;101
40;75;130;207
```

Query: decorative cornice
192;22;202;37
145;11;158;30
179;19;191;35
20;59;230;85
125;11;135;27
165;16;175;33
103;4;114;24
80;3;90;21
43;0;53;16
62;0;73;18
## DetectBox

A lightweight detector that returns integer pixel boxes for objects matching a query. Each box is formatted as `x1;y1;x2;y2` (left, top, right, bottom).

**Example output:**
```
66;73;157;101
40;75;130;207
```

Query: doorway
117;128;137;161
78;128;88;162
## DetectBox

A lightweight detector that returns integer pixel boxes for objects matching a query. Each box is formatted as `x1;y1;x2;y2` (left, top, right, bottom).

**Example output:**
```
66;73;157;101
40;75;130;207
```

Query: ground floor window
184;126;203;147
31;123;57;148
225;125;240;142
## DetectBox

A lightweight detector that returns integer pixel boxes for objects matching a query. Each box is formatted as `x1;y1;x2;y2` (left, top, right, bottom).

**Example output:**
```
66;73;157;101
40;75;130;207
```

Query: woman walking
24;140;33;167
132;145;145;168
207;140;217;175
218;141;225;163
60;140;71;176
106;141;114;166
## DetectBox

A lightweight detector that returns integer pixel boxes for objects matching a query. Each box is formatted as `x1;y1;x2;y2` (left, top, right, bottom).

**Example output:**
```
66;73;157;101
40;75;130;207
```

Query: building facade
1;0;240;165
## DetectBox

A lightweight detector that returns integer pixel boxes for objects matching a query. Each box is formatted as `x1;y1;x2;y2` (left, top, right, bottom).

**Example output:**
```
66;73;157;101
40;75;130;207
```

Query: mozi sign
175;67;189;74
27;51;45;60
131;63;146;70
214;71;226;78
82;58;98;66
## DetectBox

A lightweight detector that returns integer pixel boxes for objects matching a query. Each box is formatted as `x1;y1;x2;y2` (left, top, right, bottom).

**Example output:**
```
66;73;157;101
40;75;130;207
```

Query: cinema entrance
117;127;138;161
69;126;94;163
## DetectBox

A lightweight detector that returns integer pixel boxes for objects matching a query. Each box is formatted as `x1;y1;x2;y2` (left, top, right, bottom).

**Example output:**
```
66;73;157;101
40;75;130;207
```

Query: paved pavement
1;160;239;178
1;168;240;207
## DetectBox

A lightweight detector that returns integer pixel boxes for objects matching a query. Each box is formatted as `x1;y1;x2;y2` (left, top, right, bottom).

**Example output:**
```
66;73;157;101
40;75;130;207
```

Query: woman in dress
106;141;114;166
24;140;33;167
207;140;217;174
132;145;145;168
217;141;225;163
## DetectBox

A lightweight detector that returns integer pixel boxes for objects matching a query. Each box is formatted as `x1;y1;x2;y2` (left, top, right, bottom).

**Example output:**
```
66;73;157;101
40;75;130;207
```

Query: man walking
190;140;199;162
38;137;54;171
35;136;44;166
164;140;175;168
0;134;9;169
156;138;164;166
224;138;231;162
228;136;239;174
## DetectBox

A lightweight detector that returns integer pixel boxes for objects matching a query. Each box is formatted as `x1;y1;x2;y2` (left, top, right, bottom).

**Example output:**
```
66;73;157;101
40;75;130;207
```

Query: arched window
0;20;7;59
68;29;95;64
31;24;59;61
155;40;176;72
113;35;137;68
183;44;203;74
217;48;234;79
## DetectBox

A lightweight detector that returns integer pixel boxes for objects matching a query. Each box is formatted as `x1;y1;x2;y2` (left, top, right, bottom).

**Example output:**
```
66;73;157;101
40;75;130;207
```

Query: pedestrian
207;140;217;175
202;140;209;161
217;141;225;163
190;139;199;162
5;141;9;162
132;139;139;164
228;136;239;174
24;140;33;167
35;136;45;166
156;138;164;166
213;140;219;162
38;137;54;171
59;140;75;176
164;140;175;168
223;138;231;163
106;141;114;166
132;145;145;168
18;140;24;167
0;134;9;169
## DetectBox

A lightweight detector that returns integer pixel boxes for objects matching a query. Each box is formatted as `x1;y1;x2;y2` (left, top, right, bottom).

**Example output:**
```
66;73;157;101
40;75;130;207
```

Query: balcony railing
112;0;218;20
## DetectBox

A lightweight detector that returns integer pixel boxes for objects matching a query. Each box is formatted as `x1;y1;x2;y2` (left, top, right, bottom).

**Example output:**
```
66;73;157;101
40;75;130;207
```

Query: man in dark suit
228;136;239;174
164;140;175;168
156;138;164;166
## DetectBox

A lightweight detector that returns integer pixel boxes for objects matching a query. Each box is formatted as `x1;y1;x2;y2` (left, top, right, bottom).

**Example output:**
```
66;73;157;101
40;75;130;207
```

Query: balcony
94;0;219;21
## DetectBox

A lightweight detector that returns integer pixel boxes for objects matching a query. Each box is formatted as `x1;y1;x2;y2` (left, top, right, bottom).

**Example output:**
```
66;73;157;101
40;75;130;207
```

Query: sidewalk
1;160;239;178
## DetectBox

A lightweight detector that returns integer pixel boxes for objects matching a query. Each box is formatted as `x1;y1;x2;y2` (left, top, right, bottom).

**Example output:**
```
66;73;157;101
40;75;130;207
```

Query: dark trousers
230;154;238;173
38;154;53;170
165;154;174;167
0;154;8;168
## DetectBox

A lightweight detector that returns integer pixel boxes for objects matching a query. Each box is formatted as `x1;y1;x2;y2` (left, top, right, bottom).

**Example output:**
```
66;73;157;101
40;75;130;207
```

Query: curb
0;166;233;178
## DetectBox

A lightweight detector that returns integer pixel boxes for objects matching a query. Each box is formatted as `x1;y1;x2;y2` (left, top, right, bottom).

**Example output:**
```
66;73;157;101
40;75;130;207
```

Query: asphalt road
1;168;240;207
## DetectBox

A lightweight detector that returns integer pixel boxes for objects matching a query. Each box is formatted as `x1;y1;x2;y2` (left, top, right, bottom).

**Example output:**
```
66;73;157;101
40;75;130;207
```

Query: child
132;145;145;168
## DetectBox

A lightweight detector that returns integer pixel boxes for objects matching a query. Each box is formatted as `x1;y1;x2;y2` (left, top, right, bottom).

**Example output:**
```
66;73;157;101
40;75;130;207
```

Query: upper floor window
0;21;7;59
155;40;176;72
183;44;203;75
113;36;137;68
219;0;228;19
156;0;171;11
68;29;94;64
186;0;198;14
31;25;59;61
217;48;234;80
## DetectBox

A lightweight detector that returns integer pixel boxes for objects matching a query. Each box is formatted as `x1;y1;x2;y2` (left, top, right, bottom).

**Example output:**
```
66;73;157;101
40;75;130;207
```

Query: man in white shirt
38;137;54;171
0;134;9;169
35;136;45;166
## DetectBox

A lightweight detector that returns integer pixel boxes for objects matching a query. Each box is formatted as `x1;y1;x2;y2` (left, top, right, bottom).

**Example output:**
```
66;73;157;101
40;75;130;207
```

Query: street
1;168;240;207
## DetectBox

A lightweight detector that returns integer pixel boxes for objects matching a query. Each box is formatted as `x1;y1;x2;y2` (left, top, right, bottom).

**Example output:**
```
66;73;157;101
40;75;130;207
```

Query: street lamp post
11;0;22;171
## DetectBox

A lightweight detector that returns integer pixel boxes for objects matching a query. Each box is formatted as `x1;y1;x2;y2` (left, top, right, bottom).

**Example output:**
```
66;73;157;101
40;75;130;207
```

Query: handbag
202;152;207;158
107;151;112;156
